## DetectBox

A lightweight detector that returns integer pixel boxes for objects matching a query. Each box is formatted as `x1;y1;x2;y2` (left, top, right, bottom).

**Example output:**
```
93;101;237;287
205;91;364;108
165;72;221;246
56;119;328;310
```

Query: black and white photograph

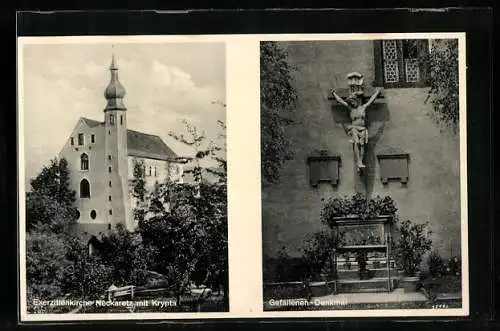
18;39;228;318
260;35;468;315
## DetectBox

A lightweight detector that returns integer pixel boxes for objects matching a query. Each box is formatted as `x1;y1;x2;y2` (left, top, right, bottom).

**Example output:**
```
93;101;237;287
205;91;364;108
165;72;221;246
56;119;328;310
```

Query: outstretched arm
363;88;381;108
330;89;349;108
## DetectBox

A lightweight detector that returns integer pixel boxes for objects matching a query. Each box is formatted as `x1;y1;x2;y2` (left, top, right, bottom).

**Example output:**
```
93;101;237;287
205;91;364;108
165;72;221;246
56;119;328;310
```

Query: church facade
262;39;462;264
58;55;185;234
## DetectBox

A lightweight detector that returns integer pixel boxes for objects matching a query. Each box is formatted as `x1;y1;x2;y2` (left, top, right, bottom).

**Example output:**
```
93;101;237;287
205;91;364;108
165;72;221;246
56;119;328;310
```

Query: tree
137;107;228;307
25;192;77;233
260;41;298;184
30;157;76;206
26;157;78;233
98;223;142;286
131;158;147;203
26;231;70;302
60;236;113;300
422;39;459;131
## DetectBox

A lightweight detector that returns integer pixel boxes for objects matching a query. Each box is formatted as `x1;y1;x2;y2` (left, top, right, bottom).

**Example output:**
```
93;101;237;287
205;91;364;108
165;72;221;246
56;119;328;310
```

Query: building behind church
261;39;462;267
58;55;188;235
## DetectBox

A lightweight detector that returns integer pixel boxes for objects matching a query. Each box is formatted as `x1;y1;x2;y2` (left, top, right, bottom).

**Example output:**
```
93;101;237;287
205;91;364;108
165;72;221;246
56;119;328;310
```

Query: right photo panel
260;35;467;315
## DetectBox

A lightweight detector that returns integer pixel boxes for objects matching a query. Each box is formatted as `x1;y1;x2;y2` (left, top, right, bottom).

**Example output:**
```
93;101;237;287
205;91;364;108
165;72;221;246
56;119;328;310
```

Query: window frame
80;153;89;171
80;179;91;198
78;133;84;146
373;39;429;88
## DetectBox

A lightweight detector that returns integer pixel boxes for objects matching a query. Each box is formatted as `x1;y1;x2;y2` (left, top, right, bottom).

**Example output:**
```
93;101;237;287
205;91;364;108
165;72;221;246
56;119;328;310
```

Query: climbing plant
421;39;459;131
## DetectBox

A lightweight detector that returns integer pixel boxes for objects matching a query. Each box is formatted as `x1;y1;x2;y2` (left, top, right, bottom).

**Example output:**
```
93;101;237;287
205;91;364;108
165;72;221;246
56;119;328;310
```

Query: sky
21;42;226;186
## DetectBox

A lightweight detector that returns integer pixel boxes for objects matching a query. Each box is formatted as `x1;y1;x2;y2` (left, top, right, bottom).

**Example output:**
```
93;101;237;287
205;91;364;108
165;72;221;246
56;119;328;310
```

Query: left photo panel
18;39;228;318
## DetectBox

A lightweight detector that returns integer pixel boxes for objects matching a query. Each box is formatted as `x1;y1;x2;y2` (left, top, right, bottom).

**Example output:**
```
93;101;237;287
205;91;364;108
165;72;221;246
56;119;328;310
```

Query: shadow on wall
364;121;387;199
333;102;390;197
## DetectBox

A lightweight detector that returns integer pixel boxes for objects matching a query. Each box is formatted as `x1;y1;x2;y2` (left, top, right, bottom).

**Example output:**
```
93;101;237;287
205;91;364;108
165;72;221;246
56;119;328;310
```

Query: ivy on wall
421;39;459;131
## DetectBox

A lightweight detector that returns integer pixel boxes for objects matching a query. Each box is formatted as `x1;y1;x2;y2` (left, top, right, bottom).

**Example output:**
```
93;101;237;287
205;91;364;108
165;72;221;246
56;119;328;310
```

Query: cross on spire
110;44;117;70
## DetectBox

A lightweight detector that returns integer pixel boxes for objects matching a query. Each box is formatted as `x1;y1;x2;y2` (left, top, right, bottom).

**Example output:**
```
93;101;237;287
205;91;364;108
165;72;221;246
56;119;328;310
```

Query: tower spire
104;45;126;111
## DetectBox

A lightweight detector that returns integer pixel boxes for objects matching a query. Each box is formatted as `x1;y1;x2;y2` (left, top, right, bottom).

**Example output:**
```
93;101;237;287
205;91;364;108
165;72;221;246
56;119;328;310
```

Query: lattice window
405;58;420;82
382;40;400;83
375;39;428;88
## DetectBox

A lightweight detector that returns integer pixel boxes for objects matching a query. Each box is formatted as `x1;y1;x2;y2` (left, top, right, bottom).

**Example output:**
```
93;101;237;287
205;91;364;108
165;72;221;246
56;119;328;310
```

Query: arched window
110;114;115;125
80;179;90;198
80;153;89;170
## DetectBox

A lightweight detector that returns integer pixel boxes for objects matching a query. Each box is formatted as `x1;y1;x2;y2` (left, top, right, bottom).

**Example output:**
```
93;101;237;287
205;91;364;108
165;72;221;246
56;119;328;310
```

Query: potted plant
395;220;433;293
355;251;370;280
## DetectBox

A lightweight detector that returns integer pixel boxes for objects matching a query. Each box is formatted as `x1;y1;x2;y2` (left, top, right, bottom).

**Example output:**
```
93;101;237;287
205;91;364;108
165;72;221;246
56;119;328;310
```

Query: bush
301;230;341;281
446;256;461;276
394;220;433;276
427;251;446;277
26;231;70;301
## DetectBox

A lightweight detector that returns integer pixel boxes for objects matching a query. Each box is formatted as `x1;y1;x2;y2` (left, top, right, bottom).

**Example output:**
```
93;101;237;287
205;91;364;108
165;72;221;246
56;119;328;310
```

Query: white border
18;32;468;321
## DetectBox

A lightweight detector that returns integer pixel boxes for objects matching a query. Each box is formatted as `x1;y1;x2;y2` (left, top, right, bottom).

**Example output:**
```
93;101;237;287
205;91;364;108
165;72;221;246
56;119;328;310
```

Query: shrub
427;251;446;277
446;256;461;276
394;220;433;276
301;230;341;281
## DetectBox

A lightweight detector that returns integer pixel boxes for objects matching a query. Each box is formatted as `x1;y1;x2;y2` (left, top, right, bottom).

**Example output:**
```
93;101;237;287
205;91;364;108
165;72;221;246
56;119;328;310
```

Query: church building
58;55;186;234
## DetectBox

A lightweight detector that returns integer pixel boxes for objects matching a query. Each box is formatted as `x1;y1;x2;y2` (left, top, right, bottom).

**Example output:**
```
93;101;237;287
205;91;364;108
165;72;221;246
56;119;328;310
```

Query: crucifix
329;72;382;173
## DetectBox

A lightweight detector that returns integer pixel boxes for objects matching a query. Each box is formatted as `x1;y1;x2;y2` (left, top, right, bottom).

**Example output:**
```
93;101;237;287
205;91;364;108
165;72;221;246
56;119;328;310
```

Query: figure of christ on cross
330;88;381;171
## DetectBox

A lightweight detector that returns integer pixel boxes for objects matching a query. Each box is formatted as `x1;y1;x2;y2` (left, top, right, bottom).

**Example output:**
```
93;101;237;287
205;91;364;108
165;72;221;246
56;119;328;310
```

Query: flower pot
400;276;419;293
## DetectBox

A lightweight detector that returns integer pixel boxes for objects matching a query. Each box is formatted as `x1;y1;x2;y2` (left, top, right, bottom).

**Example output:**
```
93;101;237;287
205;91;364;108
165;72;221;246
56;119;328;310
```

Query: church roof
82;117;103;128
80;117;178;161
127;129;178;161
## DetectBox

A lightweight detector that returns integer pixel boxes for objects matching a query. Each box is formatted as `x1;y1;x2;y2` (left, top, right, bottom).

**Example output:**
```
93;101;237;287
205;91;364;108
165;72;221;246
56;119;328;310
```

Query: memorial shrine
262;39;462;297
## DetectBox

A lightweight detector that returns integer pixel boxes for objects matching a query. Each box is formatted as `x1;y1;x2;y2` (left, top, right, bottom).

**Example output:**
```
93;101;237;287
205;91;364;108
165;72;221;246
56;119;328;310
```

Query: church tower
103;52;131;230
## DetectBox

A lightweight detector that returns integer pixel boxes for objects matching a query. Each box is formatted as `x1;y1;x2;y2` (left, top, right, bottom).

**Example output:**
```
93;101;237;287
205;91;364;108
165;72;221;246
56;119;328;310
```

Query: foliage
446;256;461;276
26;231;70;300
131;158;147;202
60;236;113;300
422;39;459;130
98;223;142;286
301;230;341;281
25;192;78;234
30;157;76;205
394;220;433;276
427;250;447;277
137;112;228;305
26;157;78;233
320;193;398;226
260;41;298;185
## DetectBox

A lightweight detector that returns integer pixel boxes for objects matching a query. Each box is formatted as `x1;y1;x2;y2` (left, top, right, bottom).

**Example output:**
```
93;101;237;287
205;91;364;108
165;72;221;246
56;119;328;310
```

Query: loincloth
346;125;368;144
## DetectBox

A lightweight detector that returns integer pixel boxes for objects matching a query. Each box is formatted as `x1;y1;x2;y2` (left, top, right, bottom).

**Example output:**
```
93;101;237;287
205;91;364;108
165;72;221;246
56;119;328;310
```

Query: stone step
336;268;401;279
336;277;398;293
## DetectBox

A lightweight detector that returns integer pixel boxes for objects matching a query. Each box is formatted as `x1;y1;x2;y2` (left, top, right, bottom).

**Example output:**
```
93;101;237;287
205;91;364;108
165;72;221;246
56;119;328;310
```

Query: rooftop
80;117;178;161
